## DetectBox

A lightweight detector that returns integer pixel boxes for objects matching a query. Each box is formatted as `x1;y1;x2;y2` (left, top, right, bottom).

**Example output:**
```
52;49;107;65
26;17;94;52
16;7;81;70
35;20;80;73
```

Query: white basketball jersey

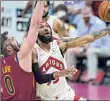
34;40;70;99
47;15;60;39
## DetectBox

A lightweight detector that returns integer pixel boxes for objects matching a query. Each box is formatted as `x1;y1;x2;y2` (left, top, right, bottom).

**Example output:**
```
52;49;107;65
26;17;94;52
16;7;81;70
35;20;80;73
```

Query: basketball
98;1;110;22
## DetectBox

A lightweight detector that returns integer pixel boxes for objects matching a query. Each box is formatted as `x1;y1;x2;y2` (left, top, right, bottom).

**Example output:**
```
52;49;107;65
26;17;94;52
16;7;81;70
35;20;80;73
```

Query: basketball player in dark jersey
1;33;77;100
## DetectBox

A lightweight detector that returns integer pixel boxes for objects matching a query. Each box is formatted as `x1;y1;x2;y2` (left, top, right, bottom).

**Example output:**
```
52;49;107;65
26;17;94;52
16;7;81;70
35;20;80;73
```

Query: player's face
38;22;53;43
43;2;50;18
39;22;51;35
6;34;19;52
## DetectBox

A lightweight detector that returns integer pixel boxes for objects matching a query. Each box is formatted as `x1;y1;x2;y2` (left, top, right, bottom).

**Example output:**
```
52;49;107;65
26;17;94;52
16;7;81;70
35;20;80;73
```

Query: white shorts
41;87;86;100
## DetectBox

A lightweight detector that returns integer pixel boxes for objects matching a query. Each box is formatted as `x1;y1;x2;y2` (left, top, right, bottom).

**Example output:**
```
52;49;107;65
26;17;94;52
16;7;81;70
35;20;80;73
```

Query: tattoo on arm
91;26;110;38
59;26;110;50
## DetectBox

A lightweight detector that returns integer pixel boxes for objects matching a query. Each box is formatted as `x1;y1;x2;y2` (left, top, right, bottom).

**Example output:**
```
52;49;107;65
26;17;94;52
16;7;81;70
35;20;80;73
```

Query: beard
38;34;53;44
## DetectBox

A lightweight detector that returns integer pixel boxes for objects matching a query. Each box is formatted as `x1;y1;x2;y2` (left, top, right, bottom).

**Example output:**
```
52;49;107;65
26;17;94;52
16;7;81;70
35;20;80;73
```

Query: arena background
1;1;110;100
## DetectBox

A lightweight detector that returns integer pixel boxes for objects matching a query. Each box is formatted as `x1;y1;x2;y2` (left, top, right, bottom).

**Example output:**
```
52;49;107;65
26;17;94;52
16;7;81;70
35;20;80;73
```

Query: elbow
38;82;43;84
34;76;42;84
34;75;46;84
37;80;43;84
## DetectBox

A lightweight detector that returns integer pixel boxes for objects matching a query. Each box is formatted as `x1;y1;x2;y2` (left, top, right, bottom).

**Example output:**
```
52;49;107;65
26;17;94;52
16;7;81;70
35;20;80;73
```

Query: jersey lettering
40;56;64;74
2;66;11;74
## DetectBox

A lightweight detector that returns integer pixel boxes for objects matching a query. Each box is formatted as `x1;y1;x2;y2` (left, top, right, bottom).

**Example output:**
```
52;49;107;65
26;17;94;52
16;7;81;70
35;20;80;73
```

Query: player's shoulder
34;43;42;54
1;55;13;65
32;48;37;54
1;55;12;60
55;18;62;24
53;18;63;30
34;43;39;49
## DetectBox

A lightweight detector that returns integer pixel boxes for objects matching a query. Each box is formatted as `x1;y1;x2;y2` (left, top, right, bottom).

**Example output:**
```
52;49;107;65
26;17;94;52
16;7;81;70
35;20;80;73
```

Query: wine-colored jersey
1;54;36;100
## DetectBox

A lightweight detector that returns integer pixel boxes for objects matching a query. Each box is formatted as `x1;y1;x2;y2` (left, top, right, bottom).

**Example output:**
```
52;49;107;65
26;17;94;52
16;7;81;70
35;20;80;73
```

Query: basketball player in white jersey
31;21;110;100
21;1;69;39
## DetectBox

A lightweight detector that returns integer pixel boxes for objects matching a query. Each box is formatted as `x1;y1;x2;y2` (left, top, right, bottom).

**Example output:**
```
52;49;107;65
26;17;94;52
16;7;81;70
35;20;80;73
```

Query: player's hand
66;65;77;76
53;65;77;79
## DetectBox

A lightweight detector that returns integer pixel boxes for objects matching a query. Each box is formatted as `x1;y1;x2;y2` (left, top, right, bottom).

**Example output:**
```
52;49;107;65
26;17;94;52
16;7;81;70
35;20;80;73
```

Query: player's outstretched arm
53;65;77;78
90;26;110;41
32;48;77;84
59;26;110;52
32;63;77;84
20;1;33;17
18;1;44;59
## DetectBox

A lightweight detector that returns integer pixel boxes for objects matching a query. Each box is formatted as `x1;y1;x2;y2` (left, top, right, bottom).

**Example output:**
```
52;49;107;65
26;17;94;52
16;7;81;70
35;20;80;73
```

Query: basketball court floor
69;82;110;100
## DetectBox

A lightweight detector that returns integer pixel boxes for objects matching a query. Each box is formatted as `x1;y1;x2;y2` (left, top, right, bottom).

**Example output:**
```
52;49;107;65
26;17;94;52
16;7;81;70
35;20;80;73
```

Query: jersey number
47;78;59;86
4;75;15;95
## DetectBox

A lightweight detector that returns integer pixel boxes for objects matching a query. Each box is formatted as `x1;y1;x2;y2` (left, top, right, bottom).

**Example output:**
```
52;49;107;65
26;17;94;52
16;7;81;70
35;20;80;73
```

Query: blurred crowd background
52;1;110;86
1;1;110;86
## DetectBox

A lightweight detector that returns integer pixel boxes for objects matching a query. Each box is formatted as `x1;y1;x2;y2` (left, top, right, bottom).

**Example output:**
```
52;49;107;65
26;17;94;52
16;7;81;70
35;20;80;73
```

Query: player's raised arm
54;19;69;37
59;26;110;52
20;1;33;17
18;1;44;59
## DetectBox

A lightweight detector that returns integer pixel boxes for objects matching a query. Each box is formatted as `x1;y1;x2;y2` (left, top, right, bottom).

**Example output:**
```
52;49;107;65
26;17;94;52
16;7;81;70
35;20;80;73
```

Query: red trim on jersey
73;93;81;101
